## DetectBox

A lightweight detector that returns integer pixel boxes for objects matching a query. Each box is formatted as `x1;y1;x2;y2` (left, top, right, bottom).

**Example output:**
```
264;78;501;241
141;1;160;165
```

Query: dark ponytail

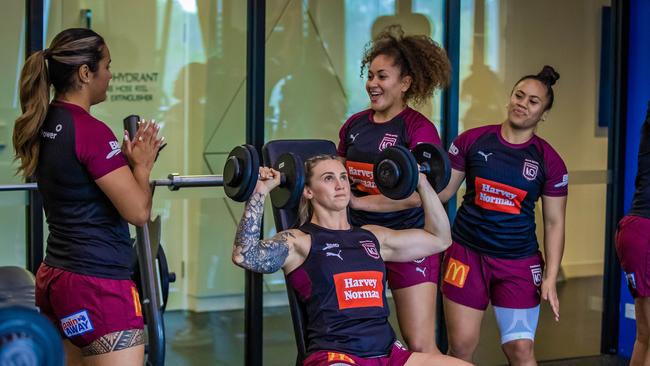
13;28;105;179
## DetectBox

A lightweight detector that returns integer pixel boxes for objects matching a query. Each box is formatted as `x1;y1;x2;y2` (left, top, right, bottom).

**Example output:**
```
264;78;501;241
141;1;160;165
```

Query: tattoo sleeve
233;192;291;273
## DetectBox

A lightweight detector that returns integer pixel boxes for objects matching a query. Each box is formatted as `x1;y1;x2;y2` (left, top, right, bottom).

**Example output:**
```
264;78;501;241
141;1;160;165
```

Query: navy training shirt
337;107;441;229
449;124;568;259
37;101;132;279
288;222;395;357
629;105;650;219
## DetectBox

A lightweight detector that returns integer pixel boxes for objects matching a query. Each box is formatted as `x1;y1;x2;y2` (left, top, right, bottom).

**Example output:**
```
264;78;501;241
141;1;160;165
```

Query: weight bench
262;139;338;366
0;266;63;366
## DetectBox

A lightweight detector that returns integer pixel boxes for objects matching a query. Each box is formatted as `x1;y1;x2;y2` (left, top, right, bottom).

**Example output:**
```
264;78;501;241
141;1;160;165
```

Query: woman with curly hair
337;24;451;354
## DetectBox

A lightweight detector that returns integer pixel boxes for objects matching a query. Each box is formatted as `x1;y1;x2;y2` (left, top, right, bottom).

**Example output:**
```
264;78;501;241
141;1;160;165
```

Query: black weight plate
412;143;451;192
223;145;259;202
0;307;64;366
157;246;175;313
271;153;305;209
374;145;418;200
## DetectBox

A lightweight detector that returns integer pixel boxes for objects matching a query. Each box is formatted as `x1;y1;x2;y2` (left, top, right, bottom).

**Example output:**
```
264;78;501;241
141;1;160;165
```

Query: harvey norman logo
475;177;528;215
334;271;383;310
345;160;379;194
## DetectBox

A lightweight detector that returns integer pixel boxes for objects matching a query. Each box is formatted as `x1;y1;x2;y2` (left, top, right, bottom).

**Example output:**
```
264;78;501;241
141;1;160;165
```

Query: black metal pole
245;0;265;365
135;223;165;366
26;0;43;56
601;0;628;354
25;0;45;275
438;0;461;354
442;0;460;222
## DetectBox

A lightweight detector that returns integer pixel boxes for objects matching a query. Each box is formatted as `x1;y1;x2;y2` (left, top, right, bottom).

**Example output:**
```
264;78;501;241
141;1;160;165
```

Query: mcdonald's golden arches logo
444;258;470;288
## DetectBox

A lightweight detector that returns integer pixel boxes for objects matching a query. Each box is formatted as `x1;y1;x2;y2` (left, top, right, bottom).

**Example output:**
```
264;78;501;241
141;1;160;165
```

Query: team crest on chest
360;240;380;259
522;159;539;181
378;134;398;151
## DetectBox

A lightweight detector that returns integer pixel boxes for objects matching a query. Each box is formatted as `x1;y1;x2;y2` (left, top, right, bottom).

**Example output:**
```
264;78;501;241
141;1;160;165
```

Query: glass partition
458;0;610;363
0;1;27;267
45;0;248;363
262;0;446;363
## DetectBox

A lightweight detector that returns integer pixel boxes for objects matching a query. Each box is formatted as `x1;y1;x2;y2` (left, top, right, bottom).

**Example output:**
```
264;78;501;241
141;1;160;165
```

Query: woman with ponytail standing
13;28;162;365
437;66;568;365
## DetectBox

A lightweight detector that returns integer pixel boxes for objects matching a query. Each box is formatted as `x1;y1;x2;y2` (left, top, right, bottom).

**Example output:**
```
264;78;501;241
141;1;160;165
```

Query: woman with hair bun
337;24;451;355
437;66;568;364
13;28;162;365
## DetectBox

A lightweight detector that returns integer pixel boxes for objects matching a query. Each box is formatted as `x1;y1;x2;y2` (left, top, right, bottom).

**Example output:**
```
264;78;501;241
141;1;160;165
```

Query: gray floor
162;276;629;365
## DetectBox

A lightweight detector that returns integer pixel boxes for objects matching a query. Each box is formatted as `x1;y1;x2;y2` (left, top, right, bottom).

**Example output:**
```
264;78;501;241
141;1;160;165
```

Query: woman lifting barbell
232;155;470;366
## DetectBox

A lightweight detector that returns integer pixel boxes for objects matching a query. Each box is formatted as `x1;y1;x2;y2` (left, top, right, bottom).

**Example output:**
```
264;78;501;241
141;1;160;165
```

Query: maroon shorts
303;341;412;366
616;215;650;298
441;242;544;310
35;263;144;347
385;253;441;290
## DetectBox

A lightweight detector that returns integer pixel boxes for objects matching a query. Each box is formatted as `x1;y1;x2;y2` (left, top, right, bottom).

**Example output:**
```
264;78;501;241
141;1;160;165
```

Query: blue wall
618;0;650;357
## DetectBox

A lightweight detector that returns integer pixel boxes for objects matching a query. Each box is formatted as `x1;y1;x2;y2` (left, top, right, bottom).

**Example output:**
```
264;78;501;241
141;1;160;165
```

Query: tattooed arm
232;167;299;273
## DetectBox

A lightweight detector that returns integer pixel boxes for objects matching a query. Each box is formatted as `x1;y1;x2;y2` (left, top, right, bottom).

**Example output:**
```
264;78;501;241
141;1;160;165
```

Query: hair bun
537;65;560;86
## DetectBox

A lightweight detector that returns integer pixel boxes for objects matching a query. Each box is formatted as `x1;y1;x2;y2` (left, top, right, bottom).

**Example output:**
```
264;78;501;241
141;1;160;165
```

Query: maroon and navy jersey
337;107;441;229
449;124;568;259
287;223;395;357
37;101;132;279
630;107;650;219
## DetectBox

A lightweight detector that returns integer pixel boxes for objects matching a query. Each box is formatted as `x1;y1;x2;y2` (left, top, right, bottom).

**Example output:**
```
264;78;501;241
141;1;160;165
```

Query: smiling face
506;78;549;130
303;158;350;211
366;54;412;121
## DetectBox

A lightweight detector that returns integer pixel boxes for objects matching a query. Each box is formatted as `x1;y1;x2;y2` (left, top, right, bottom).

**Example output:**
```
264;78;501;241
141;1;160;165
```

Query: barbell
222;142;451;206
222;145;305;209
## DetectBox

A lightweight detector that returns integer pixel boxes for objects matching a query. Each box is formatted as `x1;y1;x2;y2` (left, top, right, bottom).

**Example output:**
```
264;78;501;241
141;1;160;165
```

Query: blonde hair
13;28;105;179
297;154;343;226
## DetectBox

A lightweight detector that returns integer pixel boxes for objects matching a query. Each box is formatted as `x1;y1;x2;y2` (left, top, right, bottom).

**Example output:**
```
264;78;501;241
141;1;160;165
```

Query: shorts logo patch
360;240;380;259
444;258;470;288
327;352;356;364
475;177;528;214
378;134;398;151
416;267;427;277
132;286;143;317
346;160;379;195
625;272;637;289
530;264;543;286
522;159;539;181
334;271;384;310
60;310;94;338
